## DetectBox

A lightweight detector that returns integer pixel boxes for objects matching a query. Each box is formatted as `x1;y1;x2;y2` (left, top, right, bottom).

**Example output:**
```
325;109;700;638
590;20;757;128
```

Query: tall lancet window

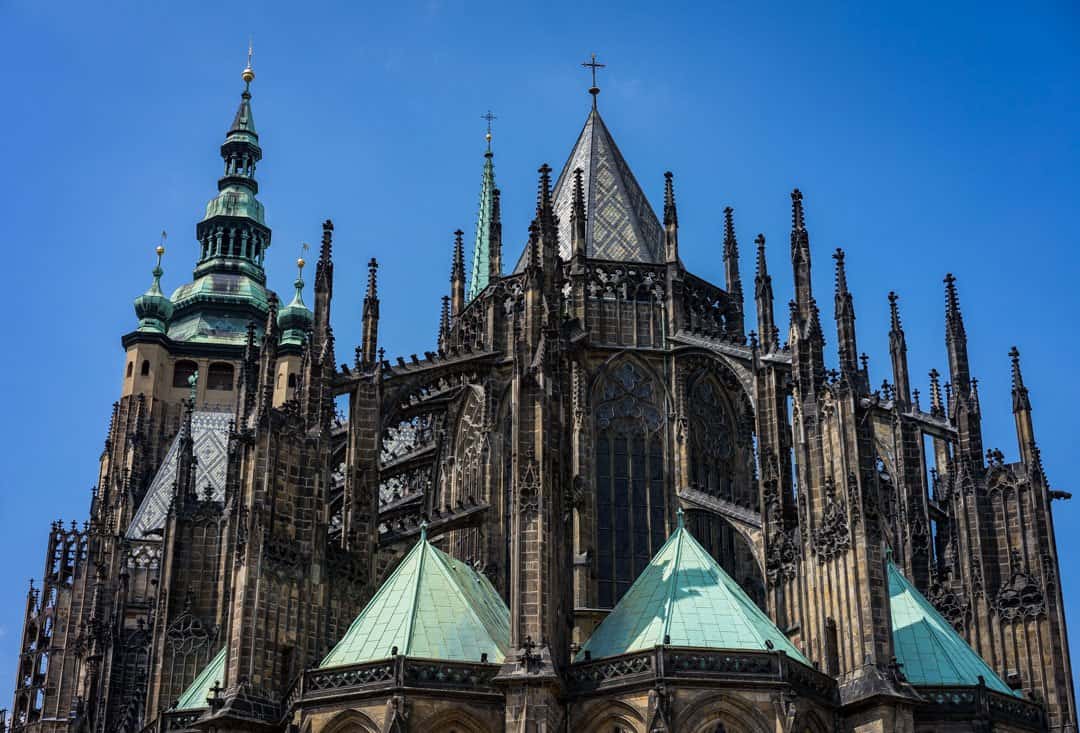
688;377;736;501
594;361;666;607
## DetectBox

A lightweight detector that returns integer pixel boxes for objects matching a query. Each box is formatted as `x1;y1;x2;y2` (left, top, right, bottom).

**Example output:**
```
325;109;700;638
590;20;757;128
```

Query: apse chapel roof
888;561;1016;695
576;512;809;664
514;106;663;271
174;647;225;711
320;528;510;668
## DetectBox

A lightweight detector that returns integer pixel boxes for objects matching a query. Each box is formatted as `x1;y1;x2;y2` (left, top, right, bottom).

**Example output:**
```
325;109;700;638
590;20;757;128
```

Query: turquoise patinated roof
175;647;225;711
889;561;1016;695
467;147;496;302
577;513;809;664
321;531;509;668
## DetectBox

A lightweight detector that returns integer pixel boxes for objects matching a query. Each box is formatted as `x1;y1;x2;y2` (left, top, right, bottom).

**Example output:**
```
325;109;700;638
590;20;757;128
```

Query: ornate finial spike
663;171;677;227
582;53;606;106
419;520;428;541
888;291;902;331
791;188;805;230
675;506;685;529
187;370;198;405
367;258;379;298
885;546;894;562
242;38;255;86
481;110;496;154
832;248;848;293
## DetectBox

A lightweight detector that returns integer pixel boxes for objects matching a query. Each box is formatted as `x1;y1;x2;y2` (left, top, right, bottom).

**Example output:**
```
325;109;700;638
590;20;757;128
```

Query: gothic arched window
687;377;736;499
594;361;666;607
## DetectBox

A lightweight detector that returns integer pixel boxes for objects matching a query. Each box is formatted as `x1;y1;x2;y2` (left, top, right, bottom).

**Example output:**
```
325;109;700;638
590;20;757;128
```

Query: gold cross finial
481;110;496;152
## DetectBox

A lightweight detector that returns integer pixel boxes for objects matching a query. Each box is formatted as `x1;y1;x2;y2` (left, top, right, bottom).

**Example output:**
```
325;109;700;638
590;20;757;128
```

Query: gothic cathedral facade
8;61;1076;733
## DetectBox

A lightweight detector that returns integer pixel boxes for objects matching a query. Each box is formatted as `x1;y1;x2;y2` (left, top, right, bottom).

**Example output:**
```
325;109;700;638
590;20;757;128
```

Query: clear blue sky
1;0;1077;702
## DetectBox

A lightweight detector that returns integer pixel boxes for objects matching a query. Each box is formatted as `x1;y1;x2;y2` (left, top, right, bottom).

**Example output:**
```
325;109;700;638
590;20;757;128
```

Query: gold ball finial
485;132;492;142
156;245;166;256
242;66;255;83
296;257;306;269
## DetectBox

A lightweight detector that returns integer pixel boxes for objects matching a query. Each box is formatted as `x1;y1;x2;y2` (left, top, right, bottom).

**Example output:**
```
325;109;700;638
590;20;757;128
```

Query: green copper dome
133;248;174;333
277;267;313;347
577;511;809;664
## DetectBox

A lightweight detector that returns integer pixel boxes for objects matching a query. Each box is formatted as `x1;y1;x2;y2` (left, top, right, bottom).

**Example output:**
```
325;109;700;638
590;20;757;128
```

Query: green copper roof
888;561;1016;695
321;532;509;668
174;647;225;711
278;269;313;347
467;149;496;302
577;514;809;664
133;249;174;333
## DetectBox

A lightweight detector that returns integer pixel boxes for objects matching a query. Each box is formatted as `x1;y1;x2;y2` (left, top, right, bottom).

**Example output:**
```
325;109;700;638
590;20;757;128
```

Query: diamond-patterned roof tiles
320;532;509;668
576;515;809;664
126;411;232;539
515;107;662;271
889;561;1016;695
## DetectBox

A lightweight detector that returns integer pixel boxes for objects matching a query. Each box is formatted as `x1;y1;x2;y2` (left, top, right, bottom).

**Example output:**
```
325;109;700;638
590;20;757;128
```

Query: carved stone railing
917;685;1045;730
567;646;839;706
159;709;203;732
298;656;501;705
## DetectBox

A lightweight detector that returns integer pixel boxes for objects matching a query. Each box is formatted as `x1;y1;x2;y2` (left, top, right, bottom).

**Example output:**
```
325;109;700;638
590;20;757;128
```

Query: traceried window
594;361;666;608
688;377;735;500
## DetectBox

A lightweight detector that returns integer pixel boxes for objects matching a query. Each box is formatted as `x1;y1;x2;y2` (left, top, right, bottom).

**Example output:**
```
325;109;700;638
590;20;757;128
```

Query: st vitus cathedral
8;53;1078;733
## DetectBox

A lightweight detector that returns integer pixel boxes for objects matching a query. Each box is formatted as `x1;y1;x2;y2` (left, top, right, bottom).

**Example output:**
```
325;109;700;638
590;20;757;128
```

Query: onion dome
278;256;313;347
133;244;174;333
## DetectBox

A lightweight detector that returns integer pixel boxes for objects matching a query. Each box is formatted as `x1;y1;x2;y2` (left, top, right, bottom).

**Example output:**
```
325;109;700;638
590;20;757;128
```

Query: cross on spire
582;53;606;106
481;110;496;152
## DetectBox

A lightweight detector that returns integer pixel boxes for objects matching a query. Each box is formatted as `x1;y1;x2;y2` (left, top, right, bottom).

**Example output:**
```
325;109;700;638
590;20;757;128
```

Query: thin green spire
467;113;497;302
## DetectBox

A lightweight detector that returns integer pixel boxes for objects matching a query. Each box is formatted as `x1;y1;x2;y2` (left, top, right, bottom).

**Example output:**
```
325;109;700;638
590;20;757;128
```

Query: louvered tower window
594;362;666;608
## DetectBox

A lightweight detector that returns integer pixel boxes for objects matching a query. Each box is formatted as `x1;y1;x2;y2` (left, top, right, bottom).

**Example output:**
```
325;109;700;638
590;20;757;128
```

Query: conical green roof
321;532;509;668
888;562;1016;695
577;514;808;664
174;647;225;711
467;149;496;302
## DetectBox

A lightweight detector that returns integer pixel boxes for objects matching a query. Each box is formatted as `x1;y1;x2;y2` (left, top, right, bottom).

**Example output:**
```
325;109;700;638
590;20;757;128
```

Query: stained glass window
594;362;665;607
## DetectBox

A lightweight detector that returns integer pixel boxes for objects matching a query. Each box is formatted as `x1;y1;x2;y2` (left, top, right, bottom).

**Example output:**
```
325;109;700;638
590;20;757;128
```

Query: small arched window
172;360;198;388
207;362;234;391
126;362;133;378
140;360;151;376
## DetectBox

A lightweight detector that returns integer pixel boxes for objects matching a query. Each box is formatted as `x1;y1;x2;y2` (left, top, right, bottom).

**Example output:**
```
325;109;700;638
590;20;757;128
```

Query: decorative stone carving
811;480;850;562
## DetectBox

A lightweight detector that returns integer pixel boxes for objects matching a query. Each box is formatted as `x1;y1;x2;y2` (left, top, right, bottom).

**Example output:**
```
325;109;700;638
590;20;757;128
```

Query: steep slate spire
312;220;334;351
663;171;679;263
571;167;587;258
360;258;379;367
943;274;983;465
928;368;944;417
888;291;911;407
832;248;859;380
489;188;503;283
194;56;270;282
450;229;466;317
467;121;498;301
514;98;662;269
723;206;745;340
754;234;776;352
1010;346;1038;465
